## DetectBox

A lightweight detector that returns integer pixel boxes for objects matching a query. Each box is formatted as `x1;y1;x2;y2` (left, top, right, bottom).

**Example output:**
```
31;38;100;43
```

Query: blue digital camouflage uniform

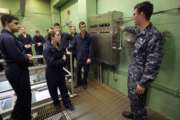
125;23;163;120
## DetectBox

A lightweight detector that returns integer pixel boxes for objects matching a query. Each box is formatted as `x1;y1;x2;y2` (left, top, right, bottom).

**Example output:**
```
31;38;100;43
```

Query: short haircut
54;23;60;27
79;21;86;28
35;30;40;33
134;1;153;20
1;14;19;27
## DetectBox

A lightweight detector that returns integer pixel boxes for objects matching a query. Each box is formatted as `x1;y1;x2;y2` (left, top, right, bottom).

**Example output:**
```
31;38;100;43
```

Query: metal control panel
88;11;123;65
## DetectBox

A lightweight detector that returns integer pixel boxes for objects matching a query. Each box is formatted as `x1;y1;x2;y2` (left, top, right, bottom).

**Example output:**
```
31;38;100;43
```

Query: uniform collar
1;29;16;38
137;23;153;36
144;22;152;31
79;31;89;39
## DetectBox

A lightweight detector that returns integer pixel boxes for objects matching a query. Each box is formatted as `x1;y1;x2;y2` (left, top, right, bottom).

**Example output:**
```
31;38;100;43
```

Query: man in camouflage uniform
122;1;163;120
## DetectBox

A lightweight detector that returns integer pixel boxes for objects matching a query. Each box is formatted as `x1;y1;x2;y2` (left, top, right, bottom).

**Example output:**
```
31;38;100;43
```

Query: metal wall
88;11;123;66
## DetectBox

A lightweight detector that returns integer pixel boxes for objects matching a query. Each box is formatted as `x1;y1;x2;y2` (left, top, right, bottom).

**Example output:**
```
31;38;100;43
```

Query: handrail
151;82;180;98
0;53;76;94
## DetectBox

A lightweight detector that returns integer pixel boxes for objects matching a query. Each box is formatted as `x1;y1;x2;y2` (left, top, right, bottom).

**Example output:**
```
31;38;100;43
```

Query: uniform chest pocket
134;39;147;55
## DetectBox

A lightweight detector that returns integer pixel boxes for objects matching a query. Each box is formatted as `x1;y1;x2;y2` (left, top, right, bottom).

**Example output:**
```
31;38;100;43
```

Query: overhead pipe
20;0;26;17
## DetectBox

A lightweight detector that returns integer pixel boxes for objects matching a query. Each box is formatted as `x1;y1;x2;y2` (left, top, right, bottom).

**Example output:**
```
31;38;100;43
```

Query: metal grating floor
44;111;71;120
32;102;71;120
